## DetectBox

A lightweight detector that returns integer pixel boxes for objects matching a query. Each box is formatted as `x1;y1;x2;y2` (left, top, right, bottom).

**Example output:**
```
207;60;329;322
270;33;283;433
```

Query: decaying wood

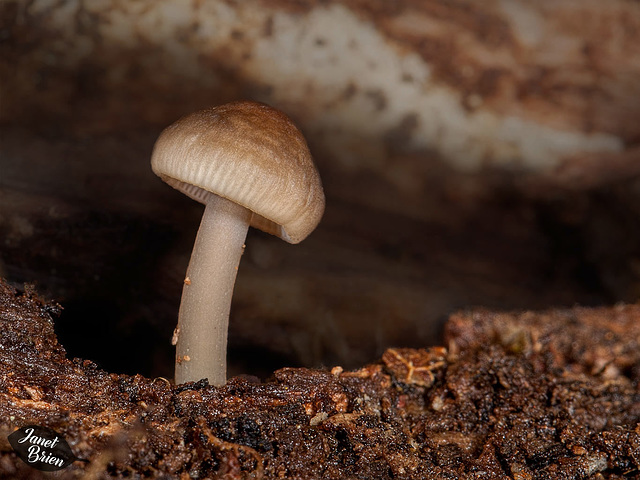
2;0;639;183
0;280;638;478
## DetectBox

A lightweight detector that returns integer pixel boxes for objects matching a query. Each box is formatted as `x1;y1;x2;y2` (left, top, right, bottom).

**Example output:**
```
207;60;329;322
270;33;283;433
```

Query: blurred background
1;0;639;379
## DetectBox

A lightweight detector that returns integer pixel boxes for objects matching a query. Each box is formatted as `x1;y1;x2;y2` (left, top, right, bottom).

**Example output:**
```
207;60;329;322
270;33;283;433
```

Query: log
2;0;639;186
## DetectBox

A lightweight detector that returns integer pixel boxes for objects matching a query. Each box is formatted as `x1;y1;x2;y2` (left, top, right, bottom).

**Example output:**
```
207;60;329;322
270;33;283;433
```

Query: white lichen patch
246;4;622;171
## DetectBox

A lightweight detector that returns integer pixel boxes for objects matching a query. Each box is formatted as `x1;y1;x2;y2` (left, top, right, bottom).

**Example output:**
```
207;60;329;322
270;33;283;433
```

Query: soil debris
0;279;638;479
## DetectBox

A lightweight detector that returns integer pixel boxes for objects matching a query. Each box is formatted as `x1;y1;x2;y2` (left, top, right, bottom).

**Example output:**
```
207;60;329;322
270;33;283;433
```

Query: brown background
1;0;639;379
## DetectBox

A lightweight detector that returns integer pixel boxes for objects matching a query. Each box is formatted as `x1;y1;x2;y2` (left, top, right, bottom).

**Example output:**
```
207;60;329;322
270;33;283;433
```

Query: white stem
175;194;250;385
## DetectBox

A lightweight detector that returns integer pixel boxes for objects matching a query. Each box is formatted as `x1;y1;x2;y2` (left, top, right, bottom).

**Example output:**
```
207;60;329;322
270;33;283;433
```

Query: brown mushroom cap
151;101;325;243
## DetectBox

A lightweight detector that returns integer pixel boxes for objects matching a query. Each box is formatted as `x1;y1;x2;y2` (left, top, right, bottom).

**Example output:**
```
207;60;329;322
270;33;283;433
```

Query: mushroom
151;101;325;385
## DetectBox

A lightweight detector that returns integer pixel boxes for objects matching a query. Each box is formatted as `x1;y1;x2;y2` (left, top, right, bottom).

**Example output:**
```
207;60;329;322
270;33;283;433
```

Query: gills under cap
151;101;325;243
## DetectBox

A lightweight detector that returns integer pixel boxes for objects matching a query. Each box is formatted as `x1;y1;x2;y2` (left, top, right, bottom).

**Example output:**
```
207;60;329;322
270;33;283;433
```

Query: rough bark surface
1;280;638;479
2;0;640;179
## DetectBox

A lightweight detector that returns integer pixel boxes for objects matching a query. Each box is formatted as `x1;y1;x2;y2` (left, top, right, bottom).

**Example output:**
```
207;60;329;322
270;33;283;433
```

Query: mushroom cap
151;101;325;243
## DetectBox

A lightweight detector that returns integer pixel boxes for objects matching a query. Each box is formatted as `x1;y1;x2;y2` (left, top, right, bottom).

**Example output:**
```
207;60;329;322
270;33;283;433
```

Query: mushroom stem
175;193;251;385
